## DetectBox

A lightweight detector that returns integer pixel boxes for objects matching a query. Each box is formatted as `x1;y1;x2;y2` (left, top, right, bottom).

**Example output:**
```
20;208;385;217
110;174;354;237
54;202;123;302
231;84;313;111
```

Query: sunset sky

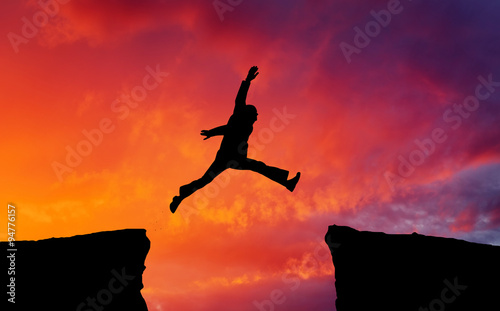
2;0;500;310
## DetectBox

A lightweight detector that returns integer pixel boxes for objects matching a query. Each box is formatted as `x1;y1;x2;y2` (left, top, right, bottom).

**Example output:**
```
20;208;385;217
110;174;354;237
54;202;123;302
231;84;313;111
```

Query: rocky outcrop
325;225;500;311
2;229;150;311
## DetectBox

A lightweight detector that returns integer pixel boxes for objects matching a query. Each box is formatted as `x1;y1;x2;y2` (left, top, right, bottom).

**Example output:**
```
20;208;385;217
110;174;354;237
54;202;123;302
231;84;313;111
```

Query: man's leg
170;159;226;213
237;158;300;191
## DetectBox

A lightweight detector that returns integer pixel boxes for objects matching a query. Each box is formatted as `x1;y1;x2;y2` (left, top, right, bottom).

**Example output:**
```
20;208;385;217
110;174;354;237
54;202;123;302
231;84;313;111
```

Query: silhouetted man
170;66;300;213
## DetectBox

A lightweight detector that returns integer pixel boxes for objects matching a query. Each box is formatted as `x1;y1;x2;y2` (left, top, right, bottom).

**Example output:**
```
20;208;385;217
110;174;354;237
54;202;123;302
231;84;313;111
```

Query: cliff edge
2;229;150;311
325;225;500;311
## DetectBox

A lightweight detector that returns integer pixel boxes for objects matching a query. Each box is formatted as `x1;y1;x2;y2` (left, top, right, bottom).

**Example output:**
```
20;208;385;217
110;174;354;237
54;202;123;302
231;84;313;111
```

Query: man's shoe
170;196;183;213
286;172;301;192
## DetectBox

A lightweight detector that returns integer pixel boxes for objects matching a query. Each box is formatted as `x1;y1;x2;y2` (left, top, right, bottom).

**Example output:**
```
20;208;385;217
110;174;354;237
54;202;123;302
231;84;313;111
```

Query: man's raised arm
234;66;259;113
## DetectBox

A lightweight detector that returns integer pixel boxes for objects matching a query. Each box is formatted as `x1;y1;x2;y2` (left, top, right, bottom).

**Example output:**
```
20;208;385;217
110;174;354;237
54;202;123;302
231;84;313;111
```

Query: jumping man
170;66;300;213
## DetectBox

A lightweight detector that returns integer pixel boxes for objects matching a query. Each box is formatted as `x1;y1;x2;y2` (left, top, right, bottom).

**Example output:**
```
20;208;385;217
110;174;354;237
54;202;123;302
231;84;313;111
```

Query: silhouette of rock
2;229;150;311
325;225;500;311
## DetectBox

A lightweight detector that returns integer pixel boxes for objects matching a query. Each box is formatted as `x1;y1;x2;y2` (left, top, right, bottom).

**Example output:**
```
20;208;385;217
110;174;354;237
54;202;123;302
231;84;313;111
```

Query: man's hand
201;125;226;140
245;66;259;82
200;129;212;140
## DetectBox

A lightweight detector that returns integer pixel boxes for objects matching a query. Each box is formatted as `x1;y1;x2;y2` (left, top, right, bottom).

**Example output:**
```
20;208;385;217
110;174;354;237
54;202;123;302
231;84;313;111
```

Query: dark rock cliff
325;225;500;311
2;229;150;311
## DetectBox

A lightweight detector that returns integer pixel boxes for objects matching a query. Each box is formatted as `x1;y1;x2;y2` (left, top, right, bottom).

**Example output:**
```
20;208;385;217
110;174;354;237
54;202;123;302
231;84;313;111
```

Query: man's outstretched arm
234;66;259;113
201;125;227;140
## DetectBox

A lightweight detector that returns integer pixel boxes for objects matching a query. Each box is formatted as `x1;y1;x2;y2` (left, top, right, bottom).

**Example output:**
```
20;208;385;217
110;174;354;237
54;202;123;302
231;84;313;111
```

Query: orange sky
2;1;500;310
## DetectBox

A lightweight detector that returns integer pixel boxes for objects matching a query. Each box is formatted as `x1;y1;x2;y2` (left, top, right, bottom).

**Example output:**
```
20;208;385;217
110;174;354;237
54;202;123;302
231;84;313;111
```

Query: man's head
244;105;258;122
